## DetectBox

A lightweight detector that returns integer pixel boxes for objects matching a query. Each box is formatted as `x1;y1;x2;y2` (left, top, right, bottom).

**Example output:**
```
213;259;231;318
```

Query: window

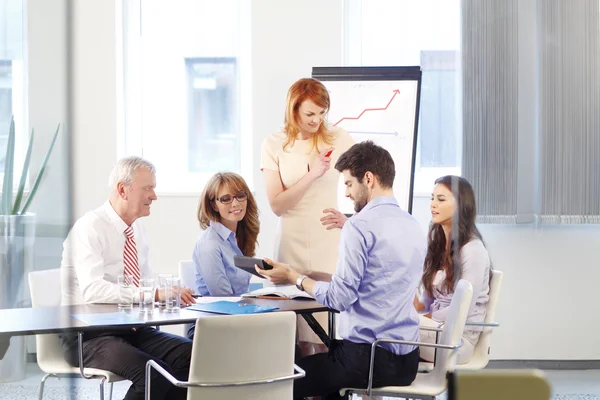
122;0;251;193
185;58;239;173
343;0;461;194
419;51;458;169
346;0;600;223
0;61;13;172
0;0;27;178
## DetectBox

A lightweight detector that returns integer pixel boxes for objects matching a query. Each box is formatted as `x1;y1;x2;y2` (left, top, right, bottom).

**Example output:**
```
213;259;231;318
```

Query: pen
191;294;201;298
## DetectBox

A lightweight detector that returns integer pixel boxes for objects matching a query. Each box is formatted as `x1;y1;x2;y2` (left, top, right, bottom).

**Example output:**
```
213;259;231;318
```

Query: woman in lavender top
414;175;491;364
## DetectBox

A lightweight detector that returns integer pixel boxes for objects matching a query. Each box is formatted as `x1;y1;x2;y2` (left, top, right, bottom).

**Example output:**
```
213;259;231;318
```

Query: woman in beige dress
261;78;355;355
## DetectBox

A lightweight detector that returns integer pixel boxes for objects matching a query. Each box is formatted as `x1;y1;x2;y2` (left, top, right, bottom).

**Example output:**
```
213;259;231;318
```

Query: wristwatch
295;275;308;291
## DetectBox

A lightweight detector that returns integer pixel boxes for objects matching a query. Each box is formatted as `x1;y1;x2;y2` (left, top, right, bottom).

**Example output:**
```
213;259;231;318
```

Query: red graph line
332;89;400;126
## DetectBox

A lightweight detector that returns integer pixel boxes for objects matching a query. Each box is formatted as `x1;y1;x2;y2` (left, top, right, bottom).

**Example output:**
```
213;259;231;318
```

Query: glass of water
157;273;173;307
117;274;134;310
139;278;155;315
165;277;181;313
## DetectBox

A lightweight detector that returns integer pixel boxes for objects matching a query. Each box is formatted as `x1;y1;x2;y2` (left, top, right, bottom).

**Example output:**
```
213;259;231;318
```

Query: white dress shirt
61;201;151;305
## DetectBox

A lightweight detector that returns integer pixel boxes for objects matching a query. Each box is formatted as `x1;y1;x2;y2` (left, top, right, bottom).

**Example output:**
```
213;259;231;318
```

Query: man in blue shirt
258;141;426;400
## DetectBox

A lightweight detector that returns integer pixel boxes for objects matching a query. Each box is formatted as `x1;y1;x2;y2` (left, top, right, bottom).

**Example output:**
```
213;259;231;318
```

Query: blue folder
187;300;278;315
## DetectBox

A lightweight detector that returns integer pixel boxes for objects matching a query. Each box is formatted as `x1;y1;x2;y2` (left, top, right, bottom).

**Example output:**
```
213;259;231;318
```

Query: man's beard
353;186;369;213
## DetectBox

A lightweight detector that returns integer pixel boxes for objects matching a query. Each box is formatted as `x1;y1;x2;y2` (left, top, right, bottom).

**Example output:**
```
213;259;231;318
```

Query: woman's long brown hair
422;175;485;297
197;172;260;257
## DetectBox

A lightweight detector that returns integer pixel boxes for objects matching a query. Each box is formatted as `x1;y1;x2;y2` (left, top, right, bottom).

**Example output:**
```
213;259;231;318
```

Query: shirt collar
210;220;235;241
104;201;129;234
361;195;399;213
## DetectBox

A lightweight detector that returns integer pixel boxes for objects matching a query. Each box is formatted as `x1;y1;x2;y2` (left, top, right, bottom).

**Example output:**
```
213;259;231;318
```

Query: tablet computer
233;255;273;278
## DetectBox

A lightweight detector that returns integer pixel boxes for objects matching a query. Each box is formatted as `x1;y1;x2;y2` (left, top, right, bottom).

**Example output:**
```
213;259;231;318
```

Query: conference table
0;298;336;359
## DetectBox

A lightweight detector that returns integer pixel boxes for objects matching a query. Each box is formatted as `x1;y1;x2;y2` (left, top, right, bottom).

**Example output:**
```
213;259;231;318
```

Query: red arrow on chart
332;89;400;126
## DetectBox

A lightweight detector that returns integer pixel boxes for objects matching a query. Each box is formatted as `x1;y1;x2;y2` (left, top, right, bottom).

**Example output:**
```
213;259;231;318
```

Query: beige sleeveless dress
261;126;355;343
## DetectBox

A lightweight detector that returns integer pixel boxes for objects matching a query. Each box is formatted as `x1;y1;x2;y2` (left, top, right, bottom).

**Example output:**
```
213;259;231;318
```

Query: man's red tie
123;226;141;287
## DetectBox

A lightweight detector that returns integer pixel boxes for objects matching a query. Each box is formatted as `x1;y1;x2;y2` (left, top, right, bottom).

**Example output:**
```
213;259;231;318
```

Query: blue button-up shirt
193;221;251;296
314;196;426;355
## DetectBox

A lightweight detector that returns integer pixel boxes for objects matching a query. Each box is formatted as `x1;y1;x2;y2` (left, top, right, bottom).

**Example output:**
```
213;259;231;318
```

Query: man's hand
156;286;196;307
320;208;347;230
180;287;195;307
255;257;300;285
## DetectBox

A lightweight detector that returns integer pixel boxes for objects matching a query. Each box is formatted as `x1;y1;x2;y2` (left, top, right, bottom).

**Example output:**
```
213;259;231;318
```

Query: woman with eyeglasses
191;172;260;299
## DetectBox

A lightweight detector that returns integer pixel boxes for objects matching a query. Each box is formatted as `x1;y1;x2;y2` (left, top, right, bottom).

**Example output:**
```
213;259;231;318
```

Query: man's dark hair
334;140;395;188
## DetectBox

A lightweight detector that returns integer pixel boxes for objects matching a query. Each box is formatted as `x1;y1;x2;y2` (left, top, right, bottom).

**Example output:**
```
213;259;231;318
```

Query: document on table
241;285;314;300
72;312;145;325
194;296;243;304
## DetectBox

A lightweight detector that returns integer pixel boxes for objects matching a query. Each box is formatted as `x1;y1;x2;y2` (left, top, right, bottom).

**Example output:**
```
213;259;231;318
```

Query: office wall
54;0;600;360
26;0;71;262
71;0;119;218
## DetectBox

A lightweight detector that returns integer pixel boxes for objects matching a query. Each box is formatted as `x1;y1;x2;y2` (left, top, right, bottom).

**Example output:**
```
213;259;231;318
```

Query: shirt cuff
313;281;330;306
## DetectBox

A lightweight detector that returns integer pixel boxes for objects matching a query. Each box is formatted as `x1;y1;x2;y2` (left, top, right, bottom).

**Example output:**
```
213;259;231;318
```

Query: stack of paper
241;285;314;300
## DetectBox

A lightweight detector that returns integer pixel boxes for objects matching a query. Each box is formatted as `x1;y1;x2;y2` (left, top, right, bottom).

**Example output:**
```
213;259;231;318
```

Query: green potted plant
0;116;59;381
1;117;60;216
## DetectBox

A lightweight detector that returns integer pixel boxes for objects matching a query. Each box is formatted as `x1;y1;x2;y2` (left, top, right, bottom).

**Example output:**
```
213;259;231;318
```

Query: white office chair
458;270;503;370
28;269;125;400
178;260;196;293
178;260;196;337
145;311;304;400
340;279;473;400
419;270;504;372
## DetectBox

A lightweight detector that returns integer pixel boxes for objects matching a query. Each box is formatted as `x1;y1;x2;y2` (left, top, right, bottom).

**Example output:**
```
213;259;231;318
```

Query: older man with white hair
60;156;194;400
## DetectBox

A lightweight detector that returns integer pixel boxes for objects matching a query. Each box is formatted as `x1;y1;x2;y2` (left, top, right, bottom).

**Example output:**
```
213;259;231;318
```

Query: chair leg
99;377;106;400
108;381;114;400
38;373;55;400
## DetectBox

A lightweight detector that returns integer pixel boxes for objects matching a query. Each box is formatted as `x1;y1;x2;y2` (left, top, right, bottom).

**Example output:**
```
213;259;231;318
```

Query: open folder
241;285;314;300
187;300;278;315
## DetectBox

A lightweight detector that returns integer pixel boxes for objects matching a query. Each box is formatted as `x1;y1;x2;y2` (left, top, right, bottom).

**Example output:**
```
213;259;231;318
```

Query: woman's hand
308;147;334;179
255;258;300;285
320;208;348;230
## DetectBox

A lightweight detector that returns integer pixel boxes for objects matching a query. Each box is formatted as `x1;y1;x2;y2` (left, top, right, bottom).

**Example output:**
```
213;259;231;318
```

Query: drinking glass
139;278;155;315
117;274;134;310
157;273;173;307
164;277;181;313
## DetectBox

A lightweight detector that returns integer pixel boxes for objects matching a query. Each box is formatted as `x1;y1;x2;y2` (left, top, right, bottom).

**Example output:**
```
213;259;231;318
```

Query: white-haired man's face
119;167;157;220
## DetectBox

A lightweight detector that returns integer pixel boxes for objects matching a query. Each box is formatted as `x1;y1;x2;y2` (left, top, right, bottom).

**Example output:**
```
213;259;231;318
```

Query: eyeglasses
215;192;248;205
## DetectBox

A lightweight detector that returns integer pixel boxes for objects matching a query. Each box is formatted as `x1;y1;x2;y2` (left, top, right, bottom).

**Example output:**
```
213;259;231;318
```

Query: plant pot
0;213;36;382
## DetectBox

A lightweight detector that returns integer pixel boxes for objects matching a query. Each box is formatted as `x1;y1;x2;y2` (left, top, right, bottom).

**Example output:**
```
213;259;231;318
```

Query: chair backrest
179;260;196;293
469;270;503;366
448;369;550;400
429;279;473;383
188;312;296;400
28;268;65;370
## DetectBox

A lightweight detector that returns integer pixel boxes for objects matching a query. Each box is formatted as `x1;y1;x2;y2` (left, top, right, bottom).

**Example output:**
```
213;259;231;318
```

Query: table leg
328;311;336;340
301;313;331;347
0;335;11;359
